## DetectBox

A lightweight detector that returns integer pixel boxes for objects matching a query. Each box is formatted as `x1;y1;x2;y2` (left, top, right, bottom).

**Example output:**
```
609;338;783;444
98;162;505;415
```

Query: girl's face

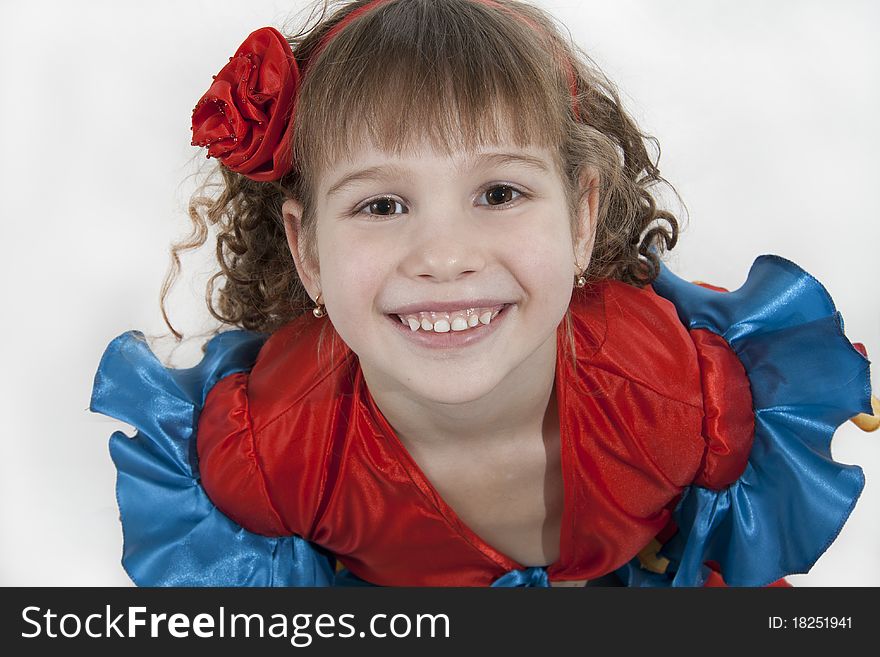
283;141;596;406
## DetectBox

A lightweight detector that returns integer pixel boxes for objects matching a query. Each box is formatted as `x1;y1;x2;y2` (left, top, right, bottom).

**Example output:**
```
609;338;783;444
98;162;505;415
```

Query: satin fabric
191;27;301;181
337;565;554;587
644;254;870;587
90;255;870;587
89;331;335;586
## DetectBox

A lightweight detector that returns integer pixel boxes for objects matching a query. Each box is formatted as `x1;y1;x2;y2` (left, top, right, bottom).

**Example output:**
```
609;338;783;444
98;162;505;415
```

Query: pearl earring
312;293;326;318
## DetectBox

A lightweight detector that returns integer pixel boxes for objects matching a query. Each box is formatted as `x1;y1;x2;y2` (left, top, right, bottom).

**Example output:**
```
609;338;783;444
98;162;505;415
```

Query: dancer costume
90;254;873;587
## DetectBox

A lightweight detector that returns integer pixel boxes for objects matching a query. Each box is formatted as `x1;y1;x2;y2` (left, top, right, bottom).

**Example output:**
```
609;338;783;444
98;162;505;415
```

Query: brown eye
483;185;521;206
358;197;406;217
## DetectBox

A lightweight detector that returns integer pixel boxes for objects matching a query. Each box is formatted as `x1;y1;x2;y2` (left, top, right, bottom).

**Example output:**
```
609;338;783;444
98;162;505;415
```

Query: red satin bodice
196;279;754;586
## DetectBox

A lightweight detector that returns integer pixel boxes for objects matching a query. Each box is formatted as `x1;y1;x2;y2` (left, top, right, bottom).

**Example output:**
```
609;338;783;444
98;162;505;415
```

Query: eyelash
352;184;529;218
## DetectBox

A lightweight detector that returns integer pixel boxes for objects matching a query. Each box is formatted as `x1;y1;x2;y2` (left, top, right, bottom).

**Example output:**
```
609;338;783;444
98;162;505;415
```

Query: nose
400;216;488;282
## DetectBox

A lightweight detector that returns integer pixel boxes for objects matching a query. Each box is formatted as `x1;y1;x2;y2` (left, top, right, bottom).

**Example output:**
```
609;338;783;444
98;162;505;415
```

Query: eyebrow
324;152;552;198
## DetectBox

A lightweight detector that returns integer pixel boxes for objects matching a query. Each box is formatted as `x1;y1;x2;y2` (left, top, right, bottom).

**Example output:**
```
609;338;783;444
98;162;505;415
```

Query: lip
385;304;513;349
386;299;512;315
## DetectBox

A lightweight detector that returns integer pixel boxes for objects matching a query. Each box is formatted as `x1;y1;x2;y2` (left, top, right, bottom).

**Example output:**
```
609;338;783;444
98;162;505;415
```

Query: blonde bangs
291;0;572;182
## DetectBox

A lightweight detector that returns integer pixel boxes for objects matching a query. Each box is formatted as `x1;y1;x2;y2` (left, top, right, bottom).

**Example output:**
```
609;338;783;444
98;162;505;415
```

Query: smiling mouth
385;304;512;346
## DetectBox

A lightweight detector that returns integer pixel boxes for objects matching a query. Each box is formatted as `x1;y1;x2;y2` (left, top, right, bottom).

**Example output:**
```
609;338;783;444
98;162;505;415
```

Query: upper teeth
396;306;504;332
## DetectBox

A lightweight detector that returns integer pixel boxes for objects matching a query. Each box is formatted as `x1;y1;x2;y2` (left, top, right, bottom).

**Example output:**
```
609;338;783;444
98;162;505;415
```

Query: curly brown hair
161;0;681;341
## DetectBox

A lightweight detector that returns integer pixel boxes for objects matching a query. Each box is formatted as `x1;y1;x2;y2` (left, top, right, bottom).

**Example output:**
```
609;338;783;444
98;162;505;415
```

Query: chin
397;369;506;406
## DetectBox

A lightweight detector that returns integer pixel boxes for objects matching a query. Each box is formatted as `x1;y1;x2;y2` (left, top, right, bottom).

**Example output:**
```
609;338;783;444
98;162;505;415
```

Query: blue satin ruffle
619;254;872;587
90;330;336;586
491;566;551;587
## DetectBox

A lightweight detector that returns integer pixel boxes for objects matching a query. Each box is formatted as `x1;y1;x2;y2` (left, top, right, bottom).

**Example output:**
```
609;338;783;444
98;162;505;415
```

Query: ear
281;198;321;299
573;168;599;271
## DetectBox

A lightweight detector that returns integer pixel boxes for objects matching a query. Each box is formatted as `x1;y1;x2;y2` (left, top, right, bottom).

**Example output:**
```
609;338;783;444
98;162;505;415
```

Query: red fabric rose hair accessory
190;27;300;181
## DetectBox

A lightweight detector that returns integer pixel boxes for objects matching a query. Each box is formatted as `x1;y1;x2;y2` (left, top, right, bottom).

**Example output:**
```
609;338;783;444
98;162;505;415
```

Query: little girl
90;0;876;587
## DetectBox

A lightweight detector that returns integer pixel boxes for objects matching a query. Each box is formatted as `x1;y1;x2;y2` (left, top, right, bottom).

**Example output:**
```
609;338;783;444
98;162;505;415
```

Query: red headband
190;0;579;181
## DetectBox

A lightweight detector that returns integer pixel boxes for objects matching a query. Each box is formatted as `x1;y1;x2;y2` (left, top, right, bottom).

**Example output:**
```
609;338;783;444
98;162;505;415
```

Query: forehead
317;137;563;197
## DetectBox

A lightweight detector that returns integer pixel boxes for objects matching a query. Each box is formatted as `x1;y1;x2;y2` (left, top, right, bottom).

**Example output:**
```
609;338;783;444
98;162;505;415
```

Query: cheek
315;223;389;324
502;216;576;302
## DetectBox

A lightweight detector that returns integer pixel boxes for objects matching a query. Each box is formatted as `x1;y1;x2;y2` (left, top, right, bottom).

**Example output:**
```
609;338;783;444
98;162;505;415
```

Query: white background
0;0;877;585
